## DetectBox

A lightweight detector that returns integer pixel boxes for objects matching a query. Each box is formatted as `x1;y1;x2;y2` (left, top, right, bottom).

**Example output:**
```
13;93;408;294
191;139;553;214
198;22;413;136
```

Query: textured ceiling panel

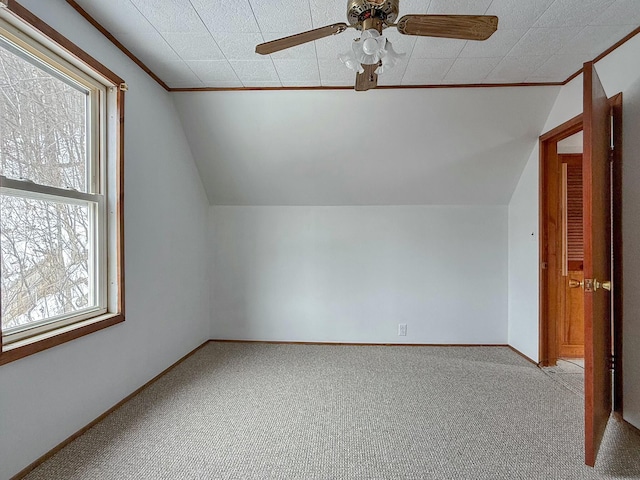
402;58;455;84
162;33;225;61
251;0;313;32
427;0;493;15
533;0;615;27
559;25;634;55
458;28;527;57
485;0;554;29
485;55;550;83
186;60;242;86
72;0;640;88
593;0;640;26
527;53;591;81
411;37;467;59
508;27;583;56
77;0;155;35
443;56;502;83
214;32;265;60
274;59;321;82
229;59;280;83
189;0;260;33
130;0;207;33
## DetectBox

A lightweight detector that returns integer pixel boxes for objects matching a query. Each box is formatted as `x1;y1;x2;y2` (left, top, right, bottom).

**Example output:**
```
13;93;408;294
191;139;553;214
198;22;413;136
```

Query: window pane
1;195;95;332
0;39;88;192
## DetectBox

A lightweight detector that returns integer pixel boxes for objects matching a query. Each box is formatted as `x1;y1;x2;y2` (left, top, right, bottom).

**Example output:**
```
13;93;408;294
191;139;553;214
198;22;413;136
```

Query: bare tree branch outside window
1;43;93;331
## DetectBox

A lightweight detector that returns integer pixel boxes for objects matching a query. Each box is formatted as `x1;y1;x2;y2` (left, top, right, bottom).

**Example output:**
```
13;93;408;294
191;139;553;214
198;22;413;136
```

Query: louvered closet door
559;154;584;358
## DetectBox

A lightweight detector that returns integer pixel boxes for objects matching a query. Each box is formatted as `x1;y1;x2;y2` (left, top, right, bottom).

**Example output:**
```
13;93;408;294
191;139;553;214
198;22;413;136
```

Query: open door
582;61;612;467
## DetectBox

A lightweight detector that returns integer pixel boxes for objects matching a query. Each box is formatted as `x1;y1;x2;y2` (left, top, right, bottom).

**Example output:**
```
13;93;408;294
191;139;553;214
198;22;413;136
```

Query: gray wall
0;2;211;478
210;206;508;344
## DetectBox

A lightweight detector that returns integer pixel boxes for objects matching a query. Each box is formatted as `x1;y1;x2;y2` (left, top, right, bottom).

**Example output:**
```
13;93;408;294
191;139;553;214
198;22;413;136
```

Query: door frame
610;93;623;415
539;113;583;367
538;94;623;414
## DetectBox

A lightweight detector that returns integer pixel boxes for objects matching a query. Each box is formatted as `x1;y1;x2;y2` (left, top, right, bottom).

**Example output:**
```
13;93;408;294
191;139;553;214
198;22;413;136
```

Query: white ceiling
173;87;559;205
73;0;640;88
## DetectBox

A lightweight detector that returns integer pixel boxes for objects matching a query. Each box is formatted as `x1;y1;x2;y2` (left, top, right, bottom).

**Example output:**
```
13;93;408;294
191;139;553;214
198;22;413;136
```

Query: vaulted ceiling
63;0;638;206
72;0;640;89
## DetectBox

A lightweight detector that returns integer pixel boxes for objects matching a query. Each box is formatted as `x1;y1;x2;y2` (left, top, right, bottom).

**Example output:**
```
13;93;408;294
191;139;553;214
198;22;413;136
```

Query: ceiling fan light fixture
340;29;404;75
339;52;365;73
353;29;386;64
375;38;404;74
255;0;498;90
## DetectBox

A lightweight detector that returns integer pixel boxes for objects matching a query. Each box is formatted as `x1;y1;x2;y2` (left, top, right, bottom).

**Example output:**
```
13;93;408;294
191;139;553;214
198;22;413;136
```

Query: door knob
568;279;583;288
568;278;611;291
595;280;611;291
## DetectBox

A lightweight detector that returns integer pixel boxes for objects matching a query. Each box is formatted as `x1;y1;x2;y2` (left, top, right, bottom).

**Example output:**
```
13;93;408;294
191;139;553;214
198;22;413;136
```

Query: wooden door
582;61;612;467
559;154;585;358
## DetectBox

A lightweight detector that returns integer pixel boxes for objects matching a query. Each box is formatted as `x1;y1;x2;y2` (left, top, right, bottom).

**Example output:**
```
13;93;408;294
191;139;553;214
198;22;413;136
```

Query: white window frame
0;4;125;362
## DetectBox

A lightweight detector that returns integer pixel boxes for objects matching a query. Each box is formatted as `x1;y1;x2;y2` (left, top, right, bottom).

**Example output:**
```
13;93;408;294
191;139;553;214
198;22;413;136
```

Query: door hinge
608;355;616;371
610;113;615;153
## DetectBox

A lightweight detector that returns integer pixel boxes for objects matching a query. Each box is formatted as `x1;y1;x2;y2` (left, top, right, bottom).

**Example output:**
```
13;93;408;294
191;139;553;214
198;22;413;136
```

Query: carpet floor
542;359;585;396
25;343;640;479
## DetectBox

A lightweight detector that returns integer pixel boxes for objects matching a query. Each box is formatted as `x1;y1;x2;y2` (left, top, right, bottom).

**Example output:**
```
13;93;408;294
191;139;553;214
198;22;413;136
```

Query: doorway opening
539;89;624;467
539;114;584;368
539;96;623;411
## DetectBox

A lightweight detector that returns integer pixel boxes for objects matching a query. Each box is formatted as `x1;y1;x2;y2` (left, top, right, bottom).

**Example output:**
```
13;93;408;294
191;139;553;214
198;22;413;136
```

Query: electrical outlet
398;323;407;336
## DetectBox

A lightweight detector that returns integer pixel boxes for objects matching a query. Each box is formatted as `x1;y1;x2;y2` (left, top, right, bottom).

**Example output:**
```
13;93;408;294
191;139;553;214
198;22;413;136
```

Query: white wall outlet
398;323;407;336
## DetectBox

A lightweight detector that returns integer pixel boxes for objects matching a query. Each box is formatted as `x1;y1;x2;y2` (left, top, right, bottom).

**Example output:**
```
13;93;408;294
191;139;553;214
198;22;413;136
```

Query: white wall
0;2;210;478
507;32;640;427
210;206;508;344
173;87;558;206
507;145;540;361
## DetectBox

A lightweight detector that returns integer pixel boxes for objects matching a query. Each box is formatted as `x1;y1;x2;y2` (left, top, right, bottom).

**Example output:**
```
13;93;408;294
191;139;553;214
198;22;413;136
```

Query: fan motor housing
347;0;400;30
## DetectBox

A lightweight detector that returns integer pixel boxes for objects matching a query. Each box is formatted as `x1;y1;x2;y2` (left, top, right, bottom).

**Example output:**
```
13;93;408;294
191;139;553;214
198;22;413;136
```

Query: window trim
0;0;125;366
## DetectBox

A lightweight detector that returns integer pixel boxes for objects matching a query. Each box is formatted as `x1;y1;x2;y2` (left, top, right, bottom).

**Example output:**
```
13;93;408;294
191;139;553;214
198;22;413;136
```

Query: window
0;4;124;364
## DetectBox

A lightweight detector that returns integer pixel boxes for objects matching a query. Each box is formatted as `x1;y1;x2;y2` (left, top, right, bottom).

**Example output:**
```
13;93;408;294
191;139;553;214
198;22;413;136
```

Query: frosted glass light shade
339;29;405;75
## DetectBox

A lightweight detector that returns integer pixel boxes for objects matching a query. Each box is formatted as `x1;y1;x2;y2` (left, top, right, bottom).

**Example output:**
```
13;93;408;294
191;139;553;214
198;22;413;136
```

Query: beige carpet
542;359;585;396
25;343;640;479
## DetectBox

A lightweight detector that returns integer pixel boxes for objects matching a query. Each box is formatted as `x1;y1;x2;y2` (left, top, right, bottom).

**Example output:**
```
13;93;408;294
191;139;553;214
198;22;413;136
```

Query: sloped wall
507;32;640;428
0;2;211;478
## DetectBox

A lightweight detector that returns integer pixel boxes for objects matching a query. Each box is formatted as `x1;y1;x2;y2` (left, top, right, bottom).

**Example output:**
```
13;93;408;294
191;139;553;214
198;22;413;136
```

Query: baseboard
10;340;211;480
506;345;538;365
210;339;509;348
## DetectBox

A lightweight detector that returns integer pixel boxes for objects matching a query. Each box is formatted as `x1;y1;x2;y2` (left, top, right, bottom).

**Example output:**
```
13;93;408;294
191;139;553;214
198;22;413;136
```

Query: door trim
539;114;583;367
610;92;623;415
538;94;623;406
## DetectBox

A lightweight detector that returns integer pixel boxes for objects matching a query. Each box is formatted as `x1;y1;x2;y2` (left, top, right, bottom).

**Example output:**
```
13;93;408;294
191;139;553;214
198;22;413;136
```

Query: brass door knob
568;279;583;288
568;278;611;291
595;280;611;291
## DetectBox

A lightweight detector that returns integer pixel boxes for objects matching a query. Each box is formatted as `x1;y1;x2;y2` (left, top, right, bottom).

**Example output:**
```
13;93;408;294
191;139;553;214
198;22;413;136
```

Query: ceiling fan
255;0;498;91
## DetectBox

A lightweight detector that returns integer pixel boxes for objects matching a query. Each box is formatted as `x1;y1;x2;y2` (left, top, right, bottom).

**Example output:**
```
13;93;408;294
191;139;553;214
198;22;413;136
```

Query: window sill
0;313;124;366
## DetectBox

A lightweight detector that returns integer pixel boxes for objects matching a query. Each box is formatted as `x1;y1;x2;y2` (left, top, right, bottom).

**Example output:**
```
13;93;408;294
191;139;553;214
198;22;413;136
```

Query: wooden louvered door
558;154;584;358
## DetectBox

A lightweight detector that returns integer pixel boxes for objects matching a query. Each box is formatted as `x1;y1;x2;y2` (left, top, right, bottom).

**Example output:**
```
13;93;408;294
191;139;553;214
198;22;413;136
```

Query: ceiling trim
563;25;640;85
171;82;564;92
63;0;640;93
65;0;170;91
5;0;124;85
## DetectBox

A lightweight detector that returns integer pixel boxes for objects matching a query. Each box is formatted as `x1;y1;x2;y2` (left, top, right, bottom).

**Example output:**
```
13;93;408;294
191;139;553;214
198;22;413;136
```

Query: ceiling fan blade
355;63;378;92
256;23;349;55
396;15;498;41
